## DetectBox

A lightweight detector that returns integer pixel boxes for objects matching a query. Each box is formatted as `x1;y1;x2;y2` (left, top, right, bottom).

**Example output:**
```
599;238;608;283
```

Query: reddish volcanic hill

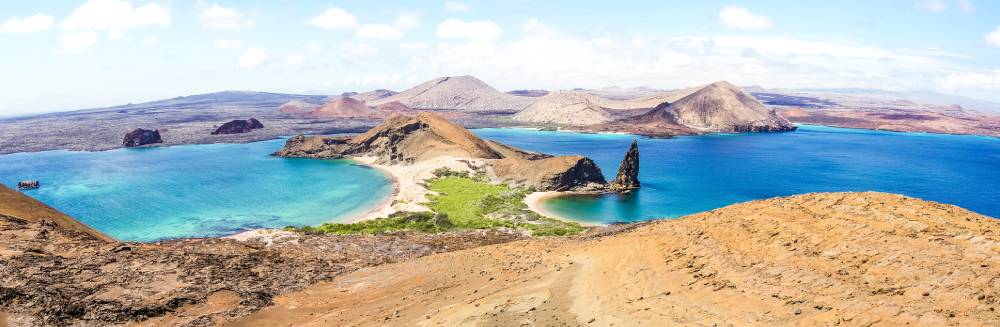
308;98;371;118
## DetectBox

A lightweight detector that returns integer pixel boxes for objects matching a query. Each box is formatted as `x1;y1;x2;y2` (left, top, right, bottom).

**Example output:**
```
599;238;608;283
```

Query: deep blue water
0;139;393;242
473;125;1000;223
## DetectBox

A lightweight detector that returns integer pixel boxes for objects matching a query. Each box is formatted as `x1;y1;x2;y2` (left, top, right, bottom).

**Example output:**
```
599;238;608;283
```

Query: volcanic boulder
609;140;640;192
122;128;162;147
212;118;264;135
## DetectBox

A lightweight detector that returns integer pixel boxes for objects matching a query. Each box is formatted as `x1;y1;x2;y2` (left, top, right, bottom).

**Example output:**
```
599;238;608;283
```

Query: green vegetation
287;167;584;237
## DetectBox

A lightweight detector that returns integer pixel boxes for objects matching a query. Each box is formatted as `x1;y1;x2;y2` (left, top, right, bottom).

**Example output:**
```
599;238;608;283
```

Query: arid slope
0;184;112;242
235;192;1000;326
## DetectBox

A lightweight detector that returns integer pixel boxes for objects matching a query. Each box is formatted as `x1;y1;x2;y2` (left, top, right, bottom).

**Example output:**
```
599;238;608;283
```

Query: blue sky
1;0;999;115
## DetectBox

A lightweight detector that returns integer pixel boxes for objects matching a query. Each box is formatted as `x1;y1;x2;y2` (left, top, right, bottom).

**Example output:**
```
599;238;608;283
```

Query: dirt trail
233;192;1000;326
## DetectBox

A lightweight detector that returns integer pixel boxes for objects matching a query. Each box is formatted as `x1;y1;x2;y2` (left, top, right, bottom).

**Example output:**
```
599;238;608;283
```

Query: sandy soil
233;192;1000;326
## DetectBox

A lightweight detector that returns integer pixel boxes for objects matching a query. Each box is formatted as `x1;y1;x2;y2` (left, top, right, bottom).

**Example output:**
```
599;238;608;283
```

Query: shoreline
523;191;604;227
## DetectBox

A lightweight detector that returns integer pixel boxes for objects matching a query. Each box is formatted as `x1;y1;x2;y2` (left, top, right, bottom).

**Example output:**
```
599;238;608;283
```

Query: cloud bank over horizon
1;0;1000;115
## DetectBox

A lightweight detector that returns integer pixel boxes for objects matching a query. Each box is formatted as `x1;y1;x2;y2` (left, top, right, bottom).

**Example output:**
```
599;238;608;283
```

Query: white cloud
522;18;558;37
917;0;948;12
358;24;403;39
142;36;156;45
60;0;170;33
237;46;267;68
303;42;323;52
306;7;357;30
941;70;1000;90
400;42;428;51
718;6;774;30
437;18;501;41
396;13;420;30
1;13;54;33
60;30;98;53
214;38;243;50
286;53;305;65
444;1;471;12
986;26;1000;47
956;0;973;13
200;3;253;30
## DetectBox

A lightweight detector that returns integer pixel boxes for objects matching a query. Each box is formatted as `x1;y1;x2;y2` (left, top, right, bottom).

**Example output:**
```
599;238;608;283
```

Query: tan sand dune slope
233;192;1000;326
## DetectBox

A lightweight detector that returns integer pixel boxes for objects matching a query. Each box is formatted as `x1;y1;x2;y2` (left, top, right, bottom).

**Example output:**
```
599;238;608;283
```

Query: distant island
0;75;997;155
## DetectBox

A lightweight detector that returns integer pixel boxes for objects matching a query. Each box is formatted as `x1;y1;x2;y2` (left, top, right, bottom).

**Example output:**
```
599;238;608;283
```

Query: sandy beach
523;191;604;227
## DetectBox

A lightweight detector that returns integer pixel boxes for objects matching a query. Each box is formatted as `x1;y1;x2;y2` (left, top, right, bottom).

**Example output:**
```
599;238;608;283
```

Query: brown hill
368;75;536;112
350;89;397;103
663;81;795;132
513;91;614;125
275;112;609;191
278;100;319;115
234;192;1000;326
0;184;113;242
308;97;371;118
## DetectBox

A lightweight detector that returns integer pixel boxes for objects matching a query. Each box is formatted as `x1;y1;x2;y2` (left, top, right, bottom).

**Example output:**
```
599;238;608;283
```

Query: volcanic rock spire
610;139;640;192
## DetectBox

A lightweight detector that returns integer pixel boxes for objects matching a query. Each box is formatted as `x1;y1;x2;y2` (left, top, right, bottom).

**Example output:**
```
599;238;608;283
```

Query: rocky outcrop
490;156;607;191
122;128;162;147
212;118;264;135
275;112;610;191
609;140;639;192
17;180;39;190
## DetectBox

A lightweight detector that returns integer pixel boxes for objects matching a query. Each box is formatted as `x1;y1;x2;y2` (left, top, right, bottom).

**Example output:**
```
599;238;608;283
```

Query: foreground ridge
235;192;1000;326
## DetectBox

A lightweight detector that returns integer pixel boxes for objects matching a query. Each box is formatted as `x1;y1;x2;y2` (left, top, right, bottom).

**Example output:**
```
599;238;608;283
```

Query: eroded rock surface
122;128;162;147
609;139;640;191
211;118;264;135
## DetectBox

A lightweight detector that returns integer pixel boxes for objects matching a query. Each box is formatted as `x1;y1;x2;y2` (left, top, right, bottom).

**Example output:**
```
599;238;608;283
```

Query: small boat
17;180;40;190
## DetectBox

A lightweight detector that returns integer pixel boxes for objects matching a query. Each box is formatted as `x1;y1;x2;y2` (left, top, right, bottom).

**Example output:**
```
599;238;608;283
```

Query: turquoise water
473;126;1000;223
0;139;393;242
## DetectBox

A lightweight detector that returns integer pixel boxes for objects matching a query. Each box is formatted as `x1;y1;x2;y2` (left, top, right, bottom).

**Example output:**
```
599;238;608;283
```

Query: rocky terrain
0;184;527;326
368;76;536;112
234;192;1000;326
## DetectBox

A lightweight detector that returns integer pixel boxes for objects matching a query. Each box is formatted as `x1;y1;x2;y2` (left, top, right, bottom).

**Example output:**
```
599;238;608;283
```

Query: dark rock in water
247;118;264;129
17;180;40;190
212;118;264;135
609;140;640;192
122;128;162;147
